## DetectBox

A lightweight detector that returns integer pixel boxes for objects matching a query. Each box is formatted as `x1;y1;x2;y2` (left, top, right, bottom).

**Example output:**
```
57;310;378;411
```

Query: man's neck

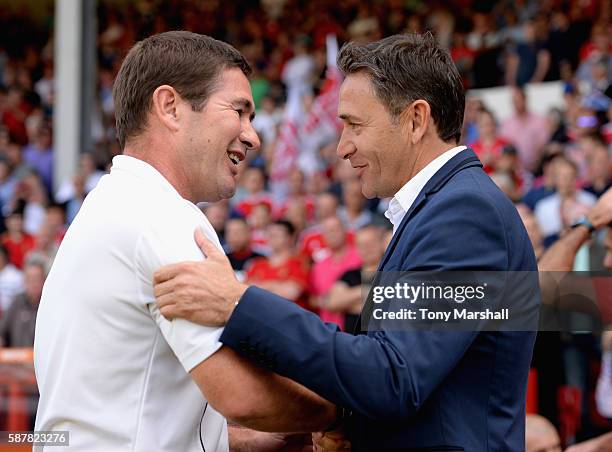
123;147;195;203
395;140;461;193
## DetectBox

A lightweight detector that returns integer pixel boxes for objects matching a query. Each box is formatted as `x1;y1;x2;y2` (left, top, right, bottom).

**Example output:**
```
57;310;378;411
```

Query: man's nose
337;128;354;160
241;123;261;151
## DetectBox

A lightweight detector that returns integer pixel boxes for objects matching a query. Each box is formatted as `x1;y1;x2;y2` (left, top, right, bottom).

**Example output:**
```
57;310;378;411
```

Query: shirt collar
110;155;183;199
385;145;467;233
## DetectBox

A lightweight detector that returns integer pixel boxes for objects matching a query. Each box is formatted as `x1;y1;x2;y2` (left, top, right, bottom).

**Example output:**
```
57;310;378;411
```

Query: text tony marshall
373;307;510;321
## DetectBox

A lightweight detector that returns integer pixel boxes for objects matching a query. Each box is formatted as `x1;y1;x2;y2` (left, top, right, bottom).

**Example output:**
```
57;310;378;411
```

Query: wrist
226;283;249;322
570;215;596;236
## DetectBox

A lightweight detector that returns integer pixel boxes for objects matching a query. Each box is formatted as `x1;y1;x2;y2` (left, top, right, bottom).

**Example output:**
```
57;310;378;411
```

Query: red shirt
246;255;310;310
2;233;36;269
471;137;509;173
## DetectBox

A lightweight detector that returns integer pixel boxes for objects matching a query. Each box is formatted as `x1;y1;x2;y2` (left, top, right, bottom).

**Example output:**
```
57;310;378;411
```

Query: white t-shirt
0;264;24;313
34;155;228;452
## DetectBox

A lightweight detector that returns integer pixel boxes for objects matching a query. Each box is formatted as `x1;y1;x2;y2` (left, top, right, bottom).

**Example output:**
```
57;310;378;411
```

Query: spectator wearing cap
0;255;46;347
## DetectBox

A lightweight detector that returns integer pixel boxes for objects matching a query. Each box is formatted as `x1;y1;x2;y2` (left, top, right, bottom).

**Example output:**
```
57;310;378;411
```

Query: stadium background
0;0;610;450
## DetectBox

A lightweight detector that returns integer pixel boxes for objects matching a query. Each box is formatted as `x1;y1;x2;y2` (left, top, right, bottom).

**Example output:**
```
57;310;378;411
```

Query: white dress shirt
34;155;228;451
385;145;466;234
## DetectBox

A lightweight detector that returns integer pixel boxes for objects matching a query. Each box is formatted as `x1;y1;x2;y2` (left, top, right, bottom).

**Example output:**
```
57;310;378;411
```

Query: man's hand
229;426;314;452
589;187;612;230
154;228;248;326
312;431;351;452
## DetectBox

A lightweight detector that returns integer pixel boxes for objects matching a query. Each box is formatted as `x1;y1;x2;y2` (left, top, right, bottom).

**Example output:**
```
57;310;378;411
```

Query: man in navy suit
154;33;539;451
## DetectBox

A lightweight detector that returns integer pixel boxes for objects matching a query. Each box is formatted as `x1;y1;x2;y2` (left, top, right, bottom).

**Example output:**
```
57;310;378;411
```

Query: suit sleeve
220;190;509;420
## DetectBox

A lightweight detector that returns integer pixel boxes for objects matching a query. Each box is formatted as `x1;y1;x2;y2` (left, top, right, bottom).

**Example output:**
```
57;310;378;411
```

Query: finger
159;303;177;320
194;228;221;259
154;263;188;285
153;278;176;299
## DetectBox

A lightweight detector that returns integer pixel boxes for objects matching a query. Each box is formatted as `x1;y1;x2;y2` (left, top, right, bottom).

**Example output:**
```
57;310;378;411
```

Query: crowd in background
0;0;610;448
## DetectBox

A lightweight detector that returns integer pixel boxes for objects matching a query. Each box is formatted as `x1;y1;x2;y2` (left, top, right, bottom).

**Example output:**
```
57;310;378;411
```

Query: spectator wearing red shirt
1;207;36;269
234;166;275;217
471;109;508;173
246;220;310;310
299;191;355;262
247;202;273;255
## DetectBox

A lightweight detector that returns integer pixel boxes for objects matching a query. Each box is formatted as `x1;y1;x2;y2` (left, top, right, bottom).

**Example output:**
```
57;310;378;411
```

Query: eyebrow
338;113;360;122
233;98;256;121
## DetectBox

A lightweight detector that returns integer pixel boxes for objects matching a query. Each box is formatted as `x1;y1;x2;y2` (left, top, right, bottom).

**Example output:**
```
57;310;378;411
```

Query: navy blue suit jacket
220;149;538;451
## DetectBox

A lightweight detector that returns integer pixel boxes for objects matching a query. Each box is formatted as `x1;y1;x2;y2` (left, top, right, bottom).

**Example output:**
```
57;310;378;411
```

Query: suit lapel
354;149;482;335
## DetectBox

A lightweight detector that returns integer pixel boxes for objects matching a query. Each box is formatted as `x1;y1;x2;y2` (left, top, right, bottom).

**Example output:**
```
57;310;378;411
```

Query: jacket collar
378;148;483;270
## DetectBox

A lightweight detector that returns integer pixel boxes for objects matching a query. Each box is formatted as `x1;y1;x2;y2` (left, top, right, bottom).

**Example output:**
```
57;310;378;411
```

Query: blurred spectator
596;331;612;419
491;171;520;202
525;414;561;452
327;224;385;332
20;173;48;235
1;206;35;269
234;166;274;217
505;20;551;86
516;204;545;260
65;172;87;225
2;87;29;145
248;202;273;255
202;200;229;246
246;220;309;308
0;243;23;316
0;157;17;208
224;216;263;275
535;157;596;246
55;153;105;204
309;216;361;329
583;139;611;198
0;255;46;347
338;177;372;231
28;221;58;266
281;35;315;98
471;109;509;173
299;191;347;262
461;97;485;145
277;168;315;223
252;96;281;147
22;124;53;195
500;87;550;173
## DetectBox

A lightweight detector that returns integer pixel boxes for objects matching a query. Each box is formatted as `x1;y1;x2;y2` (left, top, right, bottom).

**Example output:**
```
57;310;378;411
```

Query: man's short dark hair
272;220;295;237
113;30;252;149
337;33;465;143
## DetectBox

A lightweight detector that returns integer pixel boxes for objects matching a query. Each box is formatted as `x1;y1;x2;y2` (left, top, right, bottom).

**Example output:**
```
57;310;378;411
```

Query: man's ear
151;85;181;133
400;100;431;145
